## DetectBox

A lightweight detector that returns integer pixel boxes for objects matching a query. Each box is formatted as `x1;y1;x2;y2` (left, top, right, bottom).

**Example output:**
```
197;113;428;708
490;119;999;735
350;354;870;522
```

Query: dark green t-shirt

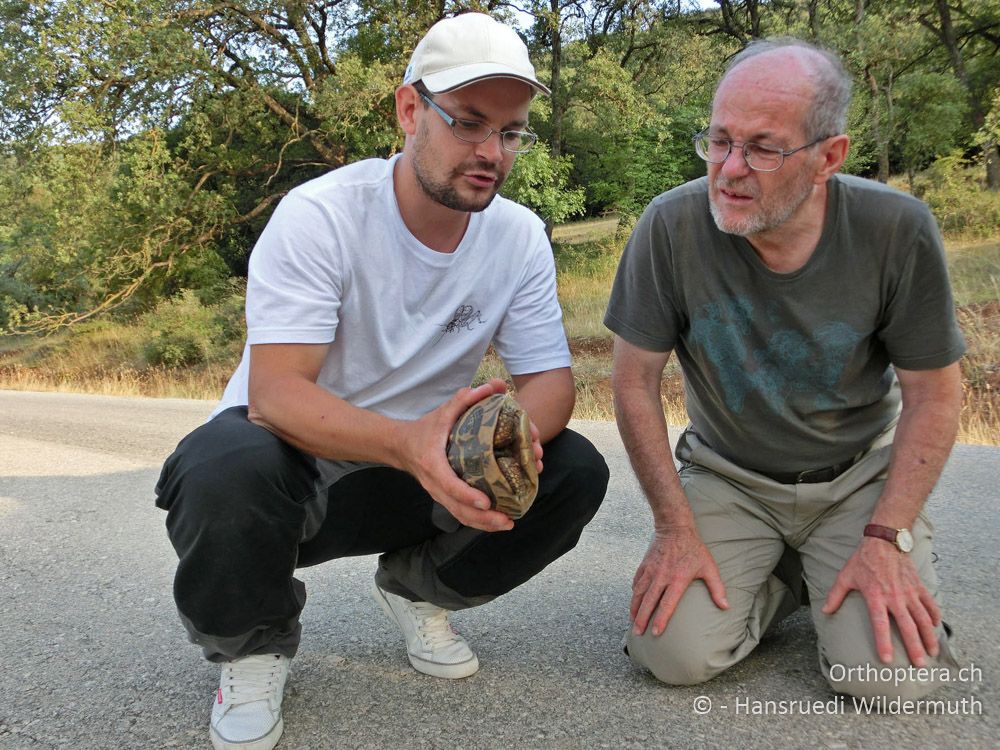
604;174;966;475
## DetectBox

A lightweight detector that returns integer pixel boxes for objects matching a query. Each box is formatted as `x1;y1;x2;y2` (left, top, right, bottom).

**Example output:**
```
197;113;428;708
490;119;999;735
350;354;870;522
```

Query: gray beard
708;175;814;237
709;198;782;236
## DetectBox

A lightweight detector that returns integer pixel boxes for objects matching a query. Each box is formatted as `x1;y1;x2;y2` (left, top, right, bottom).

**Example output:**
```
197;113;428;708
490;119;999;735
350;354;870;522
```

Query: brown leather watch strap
863;523;898;545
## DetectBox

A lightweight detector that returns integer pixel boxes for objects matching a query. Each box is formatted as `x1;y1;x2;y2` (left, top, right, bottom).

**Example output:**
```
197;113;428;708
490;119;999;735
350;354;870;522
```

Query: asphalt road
1;389;997;749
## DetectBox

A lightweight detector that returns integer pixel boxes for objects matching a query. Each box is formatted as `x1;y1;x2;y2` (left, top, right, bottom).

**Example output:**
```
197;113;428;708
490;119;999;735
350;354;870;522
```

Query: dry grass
558;273;620;340
0;322;234;400
1;227;997;446
0;360;233;400
954;301;1000;445
947;239;1000;445
948;239;1000;304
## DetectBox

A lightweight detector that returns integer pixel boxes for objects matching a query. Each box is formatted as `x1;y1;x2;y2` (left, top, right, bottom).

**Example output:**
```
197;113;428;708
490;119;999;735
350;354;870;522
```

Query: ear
395;84;421;137
813;134;849;183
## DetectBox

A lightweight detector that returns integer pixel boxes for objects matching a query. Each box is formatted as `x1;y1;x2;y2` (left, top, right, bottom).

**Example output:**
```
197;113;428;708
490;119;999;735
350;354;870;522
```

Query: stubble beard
411;127;507;213
709;168;815;237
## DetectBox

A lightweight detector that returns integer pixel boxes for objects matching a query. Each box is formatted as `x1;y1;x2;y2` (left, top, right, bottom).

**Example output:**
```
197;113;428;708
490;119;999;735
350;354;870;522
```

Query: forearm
871;364;962;528
612;339;727;629
248;371;407;466
613;374;695;532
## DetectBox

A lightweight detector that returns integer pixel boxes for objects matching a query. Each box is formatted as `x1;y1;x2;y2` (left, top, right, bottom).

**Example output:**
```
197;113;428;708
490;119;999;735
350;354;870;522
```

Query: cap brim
421;64;551;96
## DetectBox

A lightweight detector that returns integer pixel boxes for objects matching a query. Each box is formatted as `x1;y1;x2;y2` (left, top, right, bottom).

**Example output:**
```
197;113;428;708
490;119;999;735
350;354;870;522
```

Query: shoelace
219;656;283;707
409;601;461;648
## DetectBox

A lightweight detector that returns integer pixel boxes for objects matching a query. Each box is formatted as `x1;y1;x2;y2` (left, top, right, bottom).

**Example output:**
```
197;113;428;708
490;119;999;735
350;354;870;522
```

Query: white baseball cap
403;13;550;96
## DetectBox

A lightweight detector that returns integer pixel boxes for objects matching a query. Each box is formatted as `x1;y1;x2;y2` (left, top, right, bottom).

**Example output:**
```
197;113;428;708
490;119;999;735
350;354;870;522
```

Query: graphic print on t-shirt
436;304;487;344
689;295;863;415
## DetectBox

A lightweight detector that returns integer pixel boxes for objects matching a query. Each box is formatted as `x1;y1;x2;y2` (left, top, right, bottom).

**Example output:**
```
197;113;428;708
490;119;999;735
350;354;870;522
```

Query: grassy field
1;221;998;445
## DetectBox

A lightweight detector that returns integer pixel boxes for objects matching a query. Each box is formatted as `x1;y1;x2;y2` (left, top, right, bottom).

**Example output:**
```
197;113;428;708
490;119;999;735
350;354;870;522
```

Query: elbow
897;362;964;436
246;389;275;430
246;373;293;430
544;382;576;442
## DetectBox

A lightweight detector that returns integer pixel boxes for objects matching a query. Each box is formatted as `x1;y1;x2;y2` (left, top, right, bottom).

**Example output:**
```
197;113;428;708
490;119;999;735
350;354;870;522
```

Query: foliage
894;73;969;179
912;153;1000;239
501;144;585;225
0;131;236;332
840;91;878;177
977;86;1000;147
556;45;684;216
140;285;245;367
1;0;999;333
312;53;402;158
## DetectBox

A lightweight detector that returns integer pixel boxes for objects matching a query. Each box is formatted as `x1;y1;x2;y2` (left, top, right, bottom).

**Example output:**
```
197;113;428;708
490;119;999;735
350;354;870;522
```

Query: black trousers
155;407;609;661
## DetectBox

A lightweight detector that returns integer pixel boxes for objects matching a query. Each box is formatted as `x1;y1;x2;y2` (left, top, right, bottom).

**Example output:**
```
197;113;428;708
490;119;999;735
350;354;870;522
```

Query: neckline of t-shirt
735;175;841;281
385;154;483;265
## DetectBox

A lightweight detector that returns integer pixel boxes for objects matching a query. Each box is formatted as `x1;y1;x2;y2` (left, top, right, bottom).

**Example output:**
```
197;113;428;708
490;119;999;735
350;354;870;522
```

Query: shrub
912;152;1000;240
141;285;245;367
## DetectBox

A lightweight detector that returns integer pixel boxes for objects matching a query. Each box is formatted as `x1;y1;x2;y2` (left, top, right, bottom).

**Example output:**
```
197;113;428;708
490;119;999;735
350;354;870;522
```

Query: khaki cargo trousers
625;425;958;700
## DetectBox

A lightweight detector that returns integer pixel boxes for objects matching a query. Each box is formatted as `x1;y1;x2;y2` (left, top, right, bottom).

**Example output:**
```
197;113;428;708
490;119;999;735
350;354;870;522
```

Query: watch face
896;529;914;553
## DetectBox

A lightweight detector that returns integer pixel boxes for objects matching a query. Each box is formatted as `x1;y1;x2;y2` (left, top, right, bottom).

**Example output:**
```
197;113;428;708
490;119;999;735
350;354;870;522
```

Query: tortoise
447;393;539;520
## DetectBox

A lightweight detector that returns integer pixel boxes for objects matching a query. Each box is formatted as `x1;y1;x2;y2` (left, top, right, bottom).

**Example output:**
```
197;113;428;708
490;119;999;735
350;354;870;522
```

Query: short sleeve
877;207;966;370
245;191;344;345
603;199;682;352
491;232;571;375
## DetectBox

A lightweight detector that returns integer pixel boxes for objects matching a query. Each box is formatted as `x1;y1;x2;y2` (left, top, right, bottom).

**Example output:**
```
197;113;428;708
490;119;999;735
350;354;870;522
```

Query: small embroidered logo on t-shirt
440;304;486;336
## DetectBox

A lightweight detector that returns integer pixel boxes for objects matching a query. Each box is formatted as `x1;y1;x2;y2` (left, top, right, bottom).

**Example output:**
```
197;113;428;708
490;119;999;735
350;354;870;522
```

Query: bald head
716;38;852;142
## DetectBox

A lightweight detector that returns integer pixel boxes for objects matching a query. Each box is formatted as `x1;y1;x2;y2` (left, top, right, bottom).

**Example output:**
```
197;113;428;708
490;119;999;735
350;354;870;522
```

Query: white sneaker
210;654;290;750
372;581;480;679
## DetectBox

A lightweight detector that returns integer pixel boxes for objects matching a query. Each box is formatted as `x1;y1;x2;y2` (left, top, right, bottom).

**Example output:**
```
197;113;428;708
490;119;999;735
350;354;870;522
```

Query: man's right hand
630;526;729;637
396;379;515;533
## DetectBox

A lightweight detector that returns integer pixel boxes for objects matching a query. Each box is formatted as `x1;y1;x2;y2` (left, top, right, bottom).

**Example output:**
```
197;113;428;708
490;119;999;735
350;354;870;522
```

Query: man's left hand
822;537;941;667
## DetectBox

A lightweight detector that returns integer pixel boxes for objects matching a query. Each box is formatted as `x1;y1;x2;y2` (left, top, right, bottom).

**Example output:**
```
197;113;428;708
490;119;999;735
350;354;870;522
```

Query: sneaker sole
210;717;284;750
372;582;480;679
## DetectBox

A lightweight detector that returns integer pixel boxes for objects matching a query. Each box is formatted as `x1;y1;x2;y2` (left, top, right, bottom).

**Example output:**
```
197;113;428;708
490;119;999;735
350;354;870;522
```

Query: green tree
846;2;928;182
3;0;999;333
501;142;585;225
894;72;969;189
918;0;1000;189
1;2;594;328
978;86;1000;148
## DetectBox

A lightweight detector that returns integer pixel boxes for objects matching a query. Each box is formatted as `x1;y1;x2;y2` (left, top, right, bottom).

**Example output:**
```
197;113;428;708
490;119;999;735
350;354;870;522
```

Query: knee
157;413;316;542
817;594;955;701
822;654;950;701
540;429;609;516
624;583;739;686
626;628;726;685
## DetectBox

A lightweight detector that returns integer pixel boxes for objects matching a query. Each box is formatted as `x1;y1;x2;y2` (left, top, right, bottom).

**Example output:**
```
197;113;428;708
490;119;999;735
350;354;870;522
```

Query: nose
474;130;505;163
719;144;751;178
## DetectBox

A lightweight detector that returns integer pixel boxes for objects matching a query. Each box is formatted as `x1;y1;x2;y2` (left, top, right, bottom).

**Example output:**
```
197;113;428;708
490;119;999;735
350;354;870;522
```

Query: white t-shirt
212;155;570;421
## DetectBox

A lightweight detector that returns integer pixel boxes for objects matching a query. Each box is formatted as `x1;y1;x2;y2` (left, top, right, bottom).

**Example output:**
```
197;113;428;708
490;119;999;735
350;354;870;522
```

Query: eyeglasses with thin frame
693;129;830;172
418;92;538;154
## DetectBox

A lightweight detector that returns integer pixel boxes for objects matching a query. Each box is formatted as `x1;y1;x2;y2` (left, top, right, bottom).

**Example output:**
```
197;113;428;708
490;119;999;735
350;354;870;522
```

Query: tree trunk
544;0;563;239
932;0;998;189
807;0;821;39
549;0;562;161
865;68;890;183
748;0;761;38
986;144;1000;188
717;0;747;42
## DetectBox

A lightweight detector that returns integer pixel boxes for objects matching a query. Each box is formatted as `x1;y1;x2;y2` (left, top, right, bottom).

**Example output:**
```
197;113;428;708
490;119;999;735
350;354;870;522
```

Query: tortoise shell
447;393;538;519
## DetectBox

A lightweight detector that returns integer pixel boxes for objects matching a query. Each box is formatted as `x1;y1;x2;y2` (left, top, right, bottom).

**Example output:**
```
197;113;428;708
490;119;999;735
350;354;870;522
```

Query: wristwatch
863;524;914;553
